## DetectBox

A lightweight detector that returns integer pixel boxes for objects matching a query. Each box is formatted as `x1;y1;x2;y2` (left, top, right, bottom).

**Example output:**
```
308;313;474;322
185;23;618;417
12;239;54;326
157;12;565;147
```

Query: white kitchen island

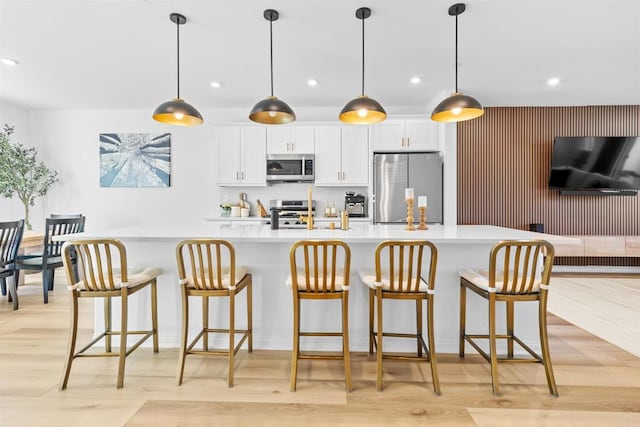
59;224;573;354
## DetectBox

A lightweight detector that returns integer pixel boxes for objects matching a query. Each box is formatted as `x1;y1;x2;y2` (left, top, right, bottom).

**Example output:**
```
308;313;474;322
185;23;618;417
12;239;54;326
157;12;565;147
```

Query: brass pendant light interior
249;9;296;125
431;3;484;123
153;13;203;126
339;7;386;125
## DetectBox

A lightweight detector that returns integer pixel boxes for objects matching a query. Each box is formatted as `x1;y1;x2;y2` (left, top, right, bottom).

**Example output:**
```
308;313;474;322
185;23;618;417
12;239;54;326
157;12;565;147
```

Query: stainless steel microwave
266;154;315;183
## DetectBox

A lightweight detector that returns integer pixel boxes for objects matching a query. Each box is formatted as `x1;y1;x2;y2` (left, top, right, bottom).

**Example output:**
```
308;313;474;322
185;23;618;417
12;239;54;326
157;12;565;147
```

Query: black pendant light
431;3;483;123
249;9;296;125
339;7;386;125
153;13;203;126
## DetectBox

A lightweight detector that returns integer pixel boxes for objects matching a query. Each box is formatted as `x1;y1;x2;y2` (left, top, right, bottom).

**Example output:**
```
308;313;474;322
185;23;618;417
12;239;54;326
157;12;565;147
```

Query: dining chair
59;238;162;389
175;239;252;387
0;219;25;310
16;216;85;303
288;240;352;392
459;240;558;396
49;213;83;219
358;240;440;394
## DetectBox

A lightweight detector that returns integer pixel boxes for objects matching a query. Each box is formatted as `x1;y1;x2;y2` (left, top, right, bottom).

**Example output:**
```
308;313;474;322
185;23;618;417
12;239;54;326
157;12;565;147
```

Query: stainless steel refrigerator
373;153;443;224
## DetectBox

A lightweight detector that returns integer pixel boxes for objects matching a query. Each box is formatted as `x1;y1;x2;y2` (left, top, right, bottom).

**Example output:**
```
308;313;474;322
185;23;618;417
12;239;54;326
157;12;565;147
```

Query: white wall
28;104;456;232
30;109;218;231
0;99;45;227
427;89;456;226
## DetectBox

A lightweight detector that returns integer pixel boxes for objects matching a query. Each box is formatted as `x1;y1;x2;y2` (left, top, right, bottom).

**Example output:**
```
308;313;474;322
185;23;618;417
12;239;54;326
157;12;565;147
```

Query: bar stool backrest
489;240;554;294
290;240;351;293
176;239;237;290
62;239;127;291
375;240;437;292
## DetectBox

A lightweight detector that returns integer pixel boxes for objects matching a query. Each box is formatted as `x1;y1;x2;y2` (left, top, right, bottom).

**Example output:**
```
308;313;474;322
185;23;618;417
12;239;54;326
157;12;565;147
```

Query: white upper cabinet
267;125;315;154
372;119;438;152
315;125;368;186
240;127;267;186
340;126;369;185
404;120;438;151
217;126;267;187
314;126;341;186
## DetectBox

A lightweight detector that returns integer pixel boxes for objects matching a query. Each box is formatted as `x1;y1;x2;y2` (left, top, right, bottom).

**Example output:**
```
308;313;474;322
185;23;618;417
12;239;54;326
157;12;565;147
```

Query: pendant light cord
270;18;274;97
176;19;181;99
454;12;458;93
361;14;365;96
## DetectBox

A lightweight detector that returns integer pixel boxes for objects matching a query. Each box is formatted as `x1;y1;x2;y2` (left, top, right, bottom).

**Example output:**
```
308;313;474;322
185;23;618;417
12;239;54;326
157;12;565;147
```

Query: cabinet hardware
292;142;295;151
338;171;341;180
407;137;410;146
401;137;405;147
241;171;245;180
342;171;346;181
236;171;239;180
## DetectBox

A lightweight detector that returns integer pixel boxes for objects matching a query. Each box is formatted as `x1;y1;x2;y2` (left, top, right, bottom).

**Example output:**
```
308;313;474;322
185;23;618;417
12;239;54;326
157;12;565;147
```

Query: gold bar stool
59;239;162;390
358;240;440;394
288;240;352;392
459;240;558;396
175;239;252;387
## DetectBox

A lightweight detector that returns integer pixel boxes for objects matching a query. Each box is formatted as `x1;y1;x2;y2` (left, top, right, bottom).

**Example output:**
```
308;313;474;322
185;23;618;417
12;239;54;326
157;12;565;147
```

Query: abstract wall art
99;133;171;187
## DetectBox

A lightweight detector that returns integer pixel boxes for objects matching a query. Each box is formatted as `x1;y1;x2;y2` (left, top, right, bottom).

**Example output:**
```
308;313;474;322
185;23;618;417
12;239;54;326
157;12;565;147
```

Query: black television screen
549;136;640;191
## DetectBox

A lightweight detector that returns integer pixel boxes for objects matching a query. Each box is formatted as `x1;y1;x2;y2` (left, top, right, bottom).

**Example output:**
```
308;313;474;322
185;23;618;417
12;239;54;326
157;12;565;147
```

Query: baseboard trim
553;266;640;275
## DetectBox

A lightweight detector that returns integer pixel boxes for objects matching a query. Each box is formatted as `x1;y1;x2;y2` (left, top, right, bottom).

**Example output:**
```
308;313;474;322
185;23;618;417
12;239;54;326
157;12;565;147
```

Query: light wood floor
1;273;639;427
549;275;640;357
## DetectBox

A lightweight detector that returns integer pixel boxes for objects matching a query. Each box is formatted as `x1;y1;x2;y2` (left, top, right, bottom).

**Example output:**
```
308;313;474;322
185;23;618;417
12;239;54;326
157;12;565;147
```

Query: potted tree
0;125;58;230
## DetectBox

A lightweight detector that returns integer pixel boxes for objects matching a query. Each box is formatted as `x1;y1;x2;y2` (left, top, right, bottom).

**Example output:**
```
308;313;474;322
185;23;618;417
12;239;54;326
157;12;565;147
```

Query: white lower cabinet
315;125;368;186
217;127;267;186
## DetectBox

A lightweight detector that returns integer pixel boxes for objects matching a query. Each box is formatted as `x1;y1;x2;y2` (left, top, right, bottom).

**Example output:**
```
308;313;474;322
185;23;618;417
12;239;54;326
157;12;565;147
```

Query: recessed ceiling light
547;77;561;87
410;76;421;84
210;81;222;88
307;79;318;87
1;57;19;66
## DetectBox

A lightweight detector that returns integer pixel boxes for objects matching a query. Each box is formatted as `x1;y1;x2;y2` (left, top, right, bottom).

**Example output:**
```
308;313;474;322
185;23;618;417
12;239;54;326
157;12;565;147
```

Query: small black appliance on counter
344;192;366;217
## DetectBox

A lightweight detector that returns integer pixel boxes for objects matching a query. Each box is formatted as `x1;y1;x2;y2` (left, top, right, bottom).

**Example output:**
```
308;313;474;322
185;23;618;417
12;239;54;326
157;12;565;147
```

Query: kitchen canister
230;206;241;217
240;208;250;217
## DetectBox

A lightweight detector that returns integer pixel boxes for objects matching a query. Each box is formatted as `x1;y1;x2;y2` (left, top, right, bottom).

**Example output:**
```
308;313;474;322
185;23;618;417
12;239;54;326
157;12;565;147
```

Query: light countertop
54;223;578;245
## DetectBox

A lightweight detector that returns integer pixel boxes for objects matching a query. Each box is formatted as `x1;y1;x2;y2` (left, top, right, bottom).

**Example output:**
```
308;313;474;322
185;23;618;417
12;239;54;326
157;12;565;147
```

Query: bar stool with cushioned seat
59;239;162;390
288;240;352;392
358;240;440;394
459;239;557;396
175;239;252;387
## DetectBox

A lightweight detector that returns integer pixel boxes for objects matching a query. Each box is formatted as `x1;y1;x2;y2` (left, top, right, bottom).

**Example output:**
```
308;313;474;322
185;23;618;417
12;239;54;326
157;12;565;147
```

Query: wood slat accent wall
457;106;640;266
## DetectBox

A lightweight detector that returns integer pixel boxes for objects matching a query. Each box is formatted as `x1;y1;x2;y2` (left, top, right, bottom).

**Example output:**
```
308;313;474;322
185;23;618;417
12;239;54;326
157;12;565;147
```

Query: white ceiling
0;0;639;113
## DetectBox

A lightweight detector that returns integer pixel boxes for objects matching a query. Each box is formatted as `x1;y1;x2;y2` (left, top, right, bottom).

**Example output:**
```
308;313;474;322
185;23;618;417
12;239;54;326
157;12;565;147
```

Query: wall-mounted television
549;136;640;193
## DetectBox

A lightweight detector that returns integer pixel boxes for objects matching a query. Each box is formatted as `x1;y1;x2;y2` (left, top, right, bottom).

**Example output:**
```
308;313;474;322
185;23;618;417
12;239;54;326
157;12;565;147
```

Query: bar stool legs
488;293;500;396
375;288;383;391
539;292;558;396
426;296;441;395
290;297;300;392
342;290;352;391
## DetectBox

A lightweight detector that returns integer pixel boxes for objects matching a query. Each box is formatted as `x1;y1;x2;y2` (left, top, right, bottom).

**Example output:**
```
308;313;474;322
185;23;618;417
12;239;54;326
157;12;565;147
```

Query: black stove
268;200;316;228
269;200;316;218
